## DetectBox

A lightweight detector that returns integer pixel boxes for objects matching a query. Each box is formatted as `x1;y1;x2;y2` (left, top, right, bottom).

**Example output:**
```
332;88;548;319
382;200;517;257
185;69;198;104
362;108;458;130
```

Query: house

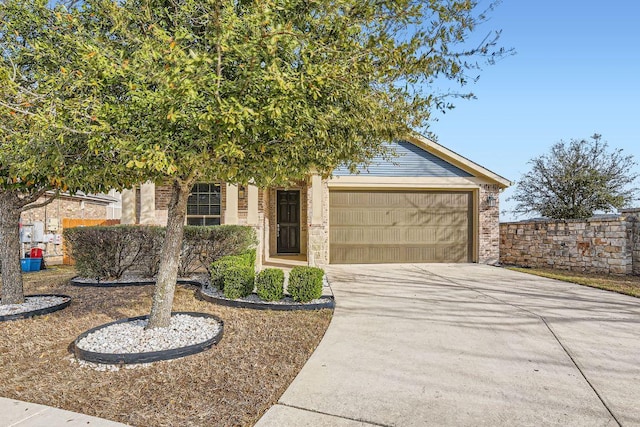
121;135;510;266
20;190;121;264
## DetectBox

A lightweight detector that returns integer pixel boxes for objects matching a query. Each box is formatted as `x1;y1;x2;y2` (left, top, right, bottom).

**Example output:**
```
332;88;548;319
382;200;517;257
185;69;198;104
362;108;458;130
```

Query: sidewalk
0;397;130;427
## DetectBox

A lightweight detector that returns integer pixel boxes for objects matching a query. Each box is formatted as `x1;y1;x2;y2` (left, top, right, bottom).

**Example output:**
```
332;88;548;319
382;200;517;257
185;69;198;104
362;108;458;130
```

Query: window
187;183;221;226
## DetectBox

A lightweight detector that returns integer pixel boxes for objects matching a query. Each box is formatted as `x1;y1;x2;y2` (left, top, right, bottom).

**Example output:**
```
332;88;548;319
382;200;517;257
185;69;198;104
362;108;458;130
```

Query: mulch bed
0;267;332;427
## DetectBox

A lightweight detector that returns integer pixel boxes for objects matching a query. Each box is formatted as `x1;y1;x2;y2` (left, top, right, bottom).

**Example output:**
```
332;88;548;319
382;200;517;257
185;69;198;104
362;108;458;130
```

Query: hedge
64;225;256;280
255;268;285;301
221;266;255;300
288;266;324;302
210;249;256;290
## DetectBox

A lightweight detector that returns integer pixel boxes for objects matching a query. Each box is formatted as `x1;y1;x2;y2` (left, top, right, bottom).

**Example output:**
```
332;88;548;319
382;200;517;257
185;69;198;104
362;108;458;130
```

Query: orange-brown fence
62;218;120;265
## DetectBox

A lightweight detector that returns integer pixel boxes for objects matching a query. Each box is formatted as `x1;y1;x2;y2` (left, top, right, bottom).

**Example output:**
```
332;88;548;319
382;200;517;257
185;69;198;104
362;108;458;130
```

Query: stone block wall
622;208;640;275
478;184;501;264
500;214;639;275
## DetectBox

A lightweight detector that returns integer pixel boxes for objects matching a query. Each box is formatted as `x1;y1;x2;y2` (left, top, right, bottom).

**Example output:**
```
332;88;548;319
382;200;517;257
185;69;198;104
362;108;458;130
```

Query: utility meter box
20;225;33;243
47;218;59;232
32;221;45;243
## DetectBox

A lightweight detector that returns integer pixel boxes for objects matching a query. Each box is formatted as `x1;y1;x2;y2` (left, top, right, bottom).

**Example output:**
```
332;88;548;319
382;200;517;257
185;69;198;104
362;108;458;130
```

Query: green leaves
512;135;640;219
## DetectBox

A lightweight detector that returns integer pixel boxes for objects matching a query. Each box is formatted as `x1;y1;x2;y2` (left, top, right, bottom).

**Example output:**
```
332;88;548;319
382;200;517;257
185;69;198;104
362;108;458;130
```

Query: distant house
20;191;121;264
122;135;510;266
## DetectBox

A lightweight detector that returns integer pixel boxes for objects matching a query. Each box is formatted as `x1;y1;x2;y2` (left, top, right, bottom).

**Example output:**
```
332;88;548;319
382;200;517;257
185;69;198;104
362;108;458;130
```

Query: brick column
121;188;136;224
139;182;156;225
224;183;238;225
307;175;329;266
478;184;500;264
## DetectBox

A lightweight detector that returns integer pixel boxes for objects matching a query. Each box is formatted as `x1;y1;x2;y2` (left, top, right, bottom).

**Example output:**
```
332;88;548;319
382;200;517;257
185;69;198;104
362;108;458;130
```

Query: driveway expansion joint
278;403;393;427
413;265;623;427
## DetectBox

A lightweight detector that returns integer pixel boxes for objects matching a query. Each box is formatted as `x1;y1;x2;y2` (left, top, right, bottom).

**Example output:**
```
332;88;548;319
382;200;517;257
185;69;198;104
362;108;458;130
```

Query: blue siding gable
333;140;473;177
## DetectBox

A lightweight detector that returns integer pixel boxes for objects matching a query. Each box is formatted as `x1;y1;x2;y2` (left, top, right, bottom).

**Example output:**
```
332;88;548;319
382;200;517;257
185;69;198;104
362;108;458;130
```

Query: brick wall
307;178;329;266
21;196;111;264
479;184;500;264
500;212;640;275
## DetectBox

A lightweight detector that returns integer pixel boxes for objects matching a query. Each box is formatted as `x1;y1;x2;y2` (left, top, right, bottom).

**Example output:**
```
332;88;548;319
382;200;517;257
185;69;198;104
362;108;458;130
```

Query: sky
425;0;640;221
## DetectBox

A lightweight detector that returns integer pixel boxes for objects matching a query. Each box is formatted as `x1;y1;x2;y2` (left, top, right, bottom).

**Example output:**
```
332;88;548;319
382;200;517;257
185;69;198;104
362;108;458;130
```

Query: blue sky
426;0;640;221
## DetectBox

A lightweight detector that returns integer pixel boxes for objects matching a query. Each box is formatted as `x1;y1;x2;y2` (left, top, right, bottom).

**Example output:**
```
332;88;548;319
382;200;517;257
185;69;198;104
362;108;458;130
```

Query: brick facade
478;184;501;264
500;211;640;275
20;195;114;264
307;178;329;266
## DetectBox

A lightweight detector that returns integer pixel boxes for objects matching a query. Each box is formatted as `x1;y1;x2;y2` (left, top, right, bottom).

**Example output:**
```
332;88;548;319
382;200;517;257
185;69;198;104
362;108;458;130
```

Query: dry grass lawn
0;266;332;427
508;266;640;298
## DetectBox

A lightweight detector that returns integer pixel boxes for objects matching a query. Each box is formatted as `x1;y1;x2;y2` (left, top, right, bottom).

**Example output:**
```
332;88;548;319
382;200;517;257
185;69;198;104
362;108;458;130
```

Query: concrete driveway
256;264;640;427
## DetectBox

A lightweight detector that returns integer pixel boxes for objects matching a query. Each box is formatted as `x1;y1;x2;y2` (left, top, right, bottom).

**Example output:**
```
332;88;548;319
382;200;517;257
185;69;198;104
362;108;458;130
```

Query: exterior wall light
487;194;497;208
238;185;246;199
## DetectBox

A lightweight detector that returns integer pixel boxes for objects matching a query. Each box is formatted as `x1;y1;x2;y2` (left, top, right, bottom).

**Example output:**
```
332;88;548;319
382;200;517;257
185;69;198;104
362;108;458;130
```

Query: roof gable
333;140;472;178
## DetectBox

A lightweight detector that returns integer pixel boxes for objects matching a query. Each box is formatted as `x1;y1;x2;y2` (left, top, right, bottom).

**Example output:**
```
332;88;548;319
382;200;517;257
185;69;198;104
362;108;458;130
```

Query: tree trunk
0;191;26;305
146;179;191;329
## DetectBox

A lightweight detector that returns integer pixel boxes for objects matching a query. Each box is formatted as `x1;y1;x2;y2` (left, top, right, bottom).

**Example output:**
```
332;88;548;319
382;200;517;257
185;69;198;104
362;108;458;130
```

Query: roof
405;133;512;189
44;191;119;205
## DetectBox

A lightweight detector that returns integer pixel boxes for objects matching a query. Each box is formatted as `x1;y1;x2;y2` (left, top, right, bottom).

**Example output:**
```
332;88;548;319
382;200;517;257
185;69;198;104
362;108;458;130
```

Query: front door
277;190;300;253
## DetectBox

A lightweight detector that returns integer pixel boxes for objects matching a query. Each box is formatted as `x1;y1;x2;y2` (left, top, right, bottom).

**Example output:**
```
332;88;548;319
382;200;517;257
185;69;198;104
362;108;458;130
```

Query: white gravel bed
76;314;221;354
201;286;331;305
0;296;70;317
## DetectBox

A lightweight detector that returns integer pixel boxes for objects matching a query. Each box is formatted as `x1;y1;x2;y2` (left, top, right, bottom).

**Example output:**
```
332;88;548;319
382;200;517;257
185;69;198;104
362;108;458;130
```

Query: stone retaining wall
500;209;640;275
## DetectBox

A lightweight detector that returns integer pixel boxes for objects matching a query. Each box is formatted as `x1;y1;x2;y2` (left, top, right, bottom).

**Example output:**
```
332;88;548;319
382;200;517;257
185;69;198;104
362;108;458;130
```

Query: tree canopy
511;134;639;219
1;0;508;321
0;0;140;304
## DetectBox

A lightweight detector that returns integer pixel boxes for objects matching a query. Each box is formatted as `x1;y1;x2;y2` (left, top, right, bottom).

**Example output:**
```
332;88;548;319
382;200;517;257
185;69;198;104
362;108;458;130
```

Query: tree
69;0;507;328
511;134;639;219
0;0;137;305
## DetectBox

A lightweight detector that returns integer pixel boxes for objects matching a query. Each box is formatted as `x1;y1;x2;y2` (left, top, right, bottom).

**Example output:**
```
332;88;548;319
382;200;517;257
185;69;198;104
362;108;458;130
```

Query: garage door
329;191;473;264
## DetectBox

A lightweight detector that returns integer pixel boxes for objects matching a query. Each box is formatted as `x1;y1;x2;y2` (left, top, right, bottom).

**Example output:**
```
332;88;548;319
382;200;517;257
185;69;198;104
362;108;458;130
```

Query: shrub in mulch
0;266;332;427
178;226;257;277
288;266;325;302
221;266;255;300
210;249;256;291
64;226;164;280
255;269;285;301
65;225;256;280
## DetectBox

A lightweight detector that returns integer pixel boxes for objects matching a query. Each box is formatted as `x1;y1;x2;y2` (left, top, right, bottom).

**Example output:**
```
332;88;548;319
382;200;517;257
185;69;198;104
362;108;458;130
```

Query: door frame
276;189;301;254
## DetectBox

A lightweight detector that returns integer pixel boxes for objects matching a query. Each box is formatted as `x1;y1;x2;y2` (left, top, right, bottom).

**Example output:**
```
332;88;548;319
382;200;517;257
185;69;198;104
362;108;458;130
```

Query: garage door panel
330;226;468;245
331;207;469;227
329;190;473;264
330;244;469;264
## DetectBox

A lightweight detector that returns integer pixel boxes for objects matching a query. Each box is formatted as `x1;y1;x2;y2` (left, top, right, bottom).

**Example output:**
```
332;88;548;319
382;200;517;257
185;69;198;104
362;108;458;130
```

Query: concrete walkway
256;264;640;427
0;397;130;426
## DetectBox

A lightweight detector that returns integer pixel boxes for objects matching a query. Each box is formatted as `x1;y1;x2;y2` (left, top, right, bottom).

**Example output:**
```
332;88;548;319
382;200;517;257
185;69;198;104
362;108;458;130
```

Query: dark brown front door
277;190;300;253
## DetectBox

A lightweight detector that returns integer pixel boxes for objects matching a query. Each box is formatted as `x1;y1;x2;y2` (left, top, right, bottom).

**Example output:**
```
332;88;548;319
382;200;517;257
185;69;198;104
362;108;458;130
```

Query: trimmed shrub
210;249;256;290
256;268;285;301
64;226;163;279
288;266;324;302
64;225;255;280
179;225;256;277
222;266;255;299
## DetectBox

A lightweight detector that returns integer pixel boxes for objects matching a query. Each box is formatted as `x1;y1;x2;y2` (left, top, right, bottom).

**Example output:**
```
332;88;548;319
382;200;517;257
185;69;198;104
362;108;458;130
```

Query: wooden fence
62;218;120;265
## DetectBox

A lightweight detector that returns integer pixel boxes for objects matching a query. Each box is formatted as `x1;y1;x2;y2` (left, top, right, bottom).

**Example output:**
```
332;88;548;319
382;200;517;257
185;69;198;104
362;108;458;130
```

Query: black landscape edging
70;277;204;288
0;294;72;322
71;311;224;365
196;289;335;311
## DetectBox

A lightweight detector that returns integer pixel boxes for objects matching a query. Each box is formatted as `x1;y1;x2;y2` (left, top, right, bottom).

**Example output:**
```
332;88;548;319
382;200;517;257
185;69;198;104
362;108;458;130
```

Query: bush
222;266;255;299
64;226;163;279
256;269;285;301
288;266;324;302
210;249;256;290
179;225;257;277
64;225;256;280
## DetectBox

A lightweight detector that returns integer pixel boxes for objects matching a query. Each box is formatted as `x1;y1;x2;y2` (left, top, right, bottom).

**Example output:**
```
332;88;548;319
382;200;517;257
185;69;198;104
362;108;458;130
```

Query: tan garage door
329;191;473;264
